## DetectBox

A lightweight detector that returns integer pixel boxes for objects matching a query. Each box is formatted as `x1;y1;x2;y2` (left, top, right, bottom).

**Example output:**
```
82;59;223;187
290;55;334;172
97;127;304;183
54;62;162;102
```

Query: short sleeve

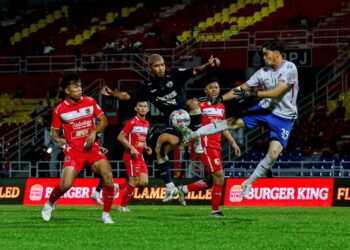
121;120;134;137
245;68;263;88
92;98;104;117
51;106;62;129
279;63;298;86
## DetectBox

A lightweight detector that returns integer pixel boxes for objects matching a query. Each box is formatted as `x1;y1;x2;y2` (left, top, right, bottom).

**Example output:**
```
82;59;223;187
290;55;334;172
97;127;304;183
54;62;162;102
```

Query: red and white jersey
121;114;150;159
200;101;226;150
51;96;104;152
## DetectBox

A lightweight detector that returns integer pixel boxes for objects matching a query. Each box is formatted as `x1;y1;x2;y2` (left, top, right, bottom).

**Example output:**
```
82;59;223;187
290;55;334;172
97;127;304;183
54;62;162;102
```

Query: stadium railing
2;160;350;179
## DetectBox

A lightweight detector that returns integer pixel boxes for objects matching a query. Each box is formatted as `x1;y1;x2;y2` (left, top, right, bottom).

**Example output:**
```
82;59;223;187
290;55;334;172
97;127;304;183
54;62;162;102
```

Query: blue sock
189;113;202;131
158;161;173;184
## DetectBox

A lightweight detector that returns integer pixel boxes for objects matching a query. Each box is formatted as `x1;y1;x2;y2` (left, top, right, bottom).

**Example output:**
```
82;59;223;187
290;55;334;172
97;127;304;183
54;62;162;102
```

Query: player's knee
213;171;224;185
267;152;279;161
101;172;114;186
138;180;148;187
60;181;73;191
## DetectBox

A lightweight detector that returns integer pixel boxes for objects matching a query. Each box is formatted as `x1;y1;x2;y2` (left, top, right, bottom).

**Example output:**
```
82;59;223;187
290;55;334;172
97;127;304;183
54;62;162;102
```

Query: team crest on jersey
85;107;91;114
166;81;174;88
65;156;70;162
214;158;221;165
135;167;140;173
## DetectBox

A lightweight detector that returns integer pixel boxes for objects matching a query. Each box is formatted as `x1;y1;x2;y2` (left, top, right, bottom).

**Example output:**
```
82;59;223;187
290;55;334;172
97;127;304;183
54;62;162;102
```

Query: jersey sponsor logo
65;156;70;162
132;126;149;133
166;80;174;88
29;184;44;201
71;128;91;139
155;90;178;105
202;107;225;116
60;106;94;121
136;141;146;148
72;119;92;129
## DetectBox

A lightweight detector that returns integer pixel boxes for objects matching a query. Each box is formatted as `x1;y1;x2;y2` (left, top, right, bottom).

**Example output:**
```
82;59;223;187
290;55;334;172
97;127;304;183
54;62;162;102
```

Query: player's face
65;82;82;101
149;59;166;78
135;102;149;117
205;82;220;98
263;48;279;67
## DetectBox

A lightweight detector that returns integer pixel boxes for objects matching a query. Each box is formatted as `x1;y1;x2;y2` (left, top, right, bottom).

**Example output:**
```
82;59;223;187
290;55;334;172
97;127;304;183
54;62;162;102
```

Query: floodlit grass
1;205;349;250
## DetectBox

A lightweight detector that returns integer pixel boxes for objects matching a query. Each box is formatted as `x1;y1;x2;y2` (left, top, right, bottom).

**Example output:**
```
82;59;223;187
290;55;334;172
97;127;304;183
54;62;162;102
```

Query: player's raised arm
101;85;131;101
192;55;220;75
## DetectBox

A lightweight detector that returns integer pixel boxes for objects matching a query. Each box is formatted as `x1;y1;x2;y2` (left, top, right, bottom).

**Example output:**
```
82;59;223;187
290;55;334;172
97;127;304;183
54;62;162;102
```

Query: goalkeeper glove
233;88;258;102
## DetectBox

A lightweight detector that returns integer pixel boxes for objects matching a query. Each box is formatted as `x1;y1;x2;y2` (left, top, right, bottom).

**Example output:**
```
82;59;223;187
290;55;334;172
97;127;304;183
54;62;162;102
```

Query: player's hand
130;147;140;159
230;142;241;157
197;96;223;105
55;138;66;148
145;146;152;155
101;85;113;96
233;88;258;102
208;55;220;67
84;131;97;151
100;146;109;155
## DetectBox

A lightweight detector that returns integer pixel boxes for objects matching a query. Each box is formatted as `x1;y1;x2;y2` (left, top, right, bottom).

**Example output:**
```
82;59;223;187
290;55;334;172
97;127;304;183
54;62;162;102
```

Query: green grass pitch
1;205;349;250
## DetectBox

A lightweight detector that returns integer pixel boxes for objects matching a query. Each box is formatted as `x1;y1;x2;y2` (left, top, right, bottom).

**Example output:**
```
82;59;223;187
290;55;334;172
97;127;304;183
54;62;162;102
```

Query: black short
162;119;182;141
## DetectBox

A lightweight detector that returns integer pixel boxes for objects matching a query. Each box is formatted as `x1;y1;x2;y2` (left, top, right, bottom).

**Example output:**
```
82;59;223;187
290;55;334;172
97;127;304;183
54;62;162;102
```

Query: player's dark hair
61;73;80;89
262;38;285;53
204;77;219;87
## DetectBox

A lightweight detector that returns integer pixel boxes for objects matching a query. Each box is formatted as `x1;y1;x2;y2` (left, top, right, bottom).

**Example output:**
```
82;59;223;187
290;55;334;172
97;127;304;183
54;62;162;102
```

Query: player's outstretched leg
187;100;204;154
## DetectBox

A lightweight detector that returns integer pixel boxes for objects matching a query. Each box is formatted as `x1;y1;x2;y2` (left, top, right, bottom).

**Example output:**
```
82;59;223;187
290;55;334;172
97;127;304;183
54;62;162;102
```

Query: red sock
211;183;222;211
102;184;115;212
49;185;66;204
187;180;208;192
121;183;135;207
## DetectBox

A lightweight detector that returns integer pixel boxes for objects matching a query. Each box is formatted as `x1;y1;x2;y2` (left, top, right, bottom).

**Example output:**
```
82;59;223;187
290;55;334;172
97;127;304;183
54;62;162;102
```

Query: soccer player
101;53;220;202
177;78;241;217
117;101;151;212
41;73;117;224
184;38;299;199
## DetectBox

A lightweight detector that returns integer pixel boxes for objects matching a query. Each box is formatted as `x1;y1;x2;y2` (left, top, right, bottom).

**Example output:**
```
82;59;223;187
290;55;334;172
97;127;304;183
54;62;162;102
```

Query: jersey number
281;128;289;140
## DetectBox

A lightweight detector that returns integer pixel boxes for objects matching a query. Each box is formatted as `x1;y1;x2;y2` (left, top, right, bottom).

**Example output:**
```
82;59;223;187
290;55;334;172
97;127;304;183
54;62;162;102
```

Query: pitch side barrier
0;178;349;206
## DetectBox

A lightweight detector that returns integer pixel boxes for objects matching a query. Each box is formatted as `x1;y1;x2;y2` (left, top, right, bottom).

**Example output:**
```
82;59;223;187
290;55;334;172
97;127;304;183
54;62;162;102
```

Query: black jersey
129;68;194;116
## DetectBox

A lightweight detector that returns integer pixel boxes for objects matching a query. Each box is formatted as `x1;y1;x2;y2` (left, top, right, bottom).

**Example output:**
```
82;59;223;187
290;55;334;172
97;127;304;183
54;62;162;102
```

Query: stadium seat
22;28;30;38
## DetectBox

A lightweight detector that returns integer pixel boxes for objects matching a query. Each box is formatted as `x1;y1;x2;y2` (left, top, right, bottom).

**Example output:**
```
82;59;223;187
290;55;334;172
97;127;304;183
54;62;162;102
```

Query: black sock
158;161;173;184
189;113;202;131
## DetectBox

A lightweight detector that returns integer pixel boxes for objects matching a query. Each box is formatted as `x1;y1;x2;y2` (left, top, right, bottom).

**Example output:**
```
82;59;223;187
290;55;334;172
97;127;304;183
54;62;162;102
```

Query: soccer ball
169;109;191;129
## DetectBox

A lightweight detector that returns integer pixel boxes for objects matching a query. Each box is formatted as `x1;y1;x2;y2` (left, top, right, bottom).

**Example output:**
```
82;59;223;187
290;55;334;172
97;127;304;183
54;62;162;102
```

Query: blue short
241;105;294;148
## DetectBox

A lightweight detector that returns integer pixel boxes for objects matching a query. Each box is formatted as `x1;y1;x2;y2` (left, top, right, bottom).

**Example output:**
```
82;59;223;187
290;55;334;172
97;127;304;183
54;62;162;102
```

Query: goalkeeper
182;38;299;199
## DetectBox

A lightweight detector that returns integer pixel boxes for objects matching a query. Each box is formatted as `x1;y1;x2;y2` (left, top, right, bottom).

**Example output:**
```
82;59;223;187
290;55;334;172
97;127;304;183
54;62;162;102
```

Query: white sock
194;120;228;137
102;212;110;217
182;185;189;194
166;182;175;189
247;155;275;184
